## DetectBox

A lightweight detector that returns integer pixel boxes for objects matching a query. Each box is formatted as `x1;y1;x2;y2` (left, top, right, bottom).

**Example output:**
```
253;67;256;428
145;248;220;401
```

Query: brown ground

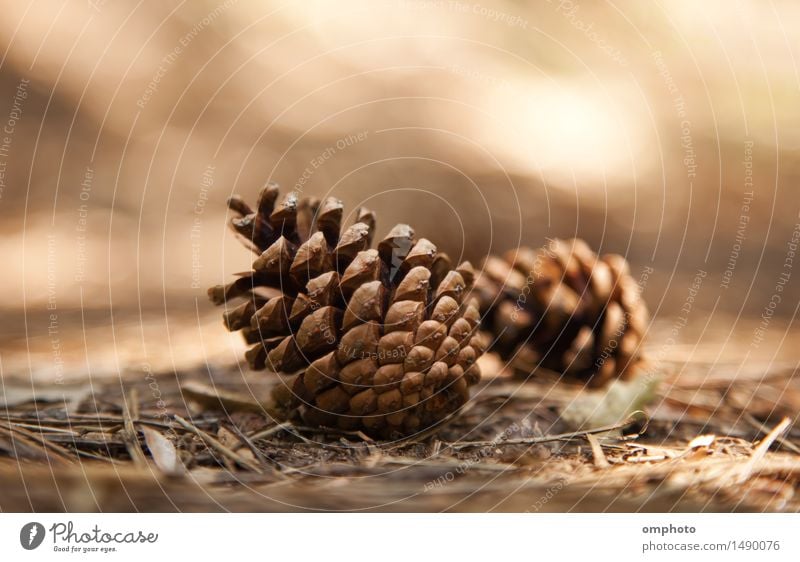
1;318;798;512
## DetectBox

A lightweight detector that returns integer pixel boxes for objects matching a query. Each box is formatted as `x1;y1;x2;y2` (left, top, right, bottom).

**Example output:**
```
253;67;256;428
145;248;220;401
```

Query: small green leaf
560;376;661;431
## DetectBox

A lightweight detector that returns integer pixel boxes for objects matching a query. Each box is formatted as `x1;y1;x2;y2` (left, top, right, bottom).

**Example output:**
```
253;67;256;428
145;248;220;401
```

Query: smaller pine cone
472;238;648;386
209;184;483;438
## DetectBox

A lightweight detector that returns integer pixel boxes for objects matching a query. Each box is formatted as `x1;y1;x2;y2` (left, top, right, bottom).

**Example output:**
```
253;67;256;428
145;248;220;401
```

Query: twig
384;457;520;473
290;425;377;444
255;424;361;448
743;414;800;455
1;413;176;429
74;449;125;464
228;425;287;477
174;415;263;474
9;423;79;434
122;389;147;468
586;434;610;468
751;417;791;461
247;422;295;442
447;412;647;451
736;417;792;484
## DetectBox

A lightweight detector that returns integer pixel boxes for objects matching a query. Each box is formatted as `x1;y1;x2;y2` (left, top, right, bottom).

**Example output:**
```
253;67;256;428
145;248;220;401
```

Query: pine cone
209;184;483;438
472;238;648;386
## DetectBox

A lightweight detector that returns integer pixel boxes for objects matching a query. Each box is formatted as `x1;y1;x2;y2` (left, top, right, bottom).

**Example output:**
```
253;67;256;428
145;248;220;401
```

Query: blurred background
1;0;799;383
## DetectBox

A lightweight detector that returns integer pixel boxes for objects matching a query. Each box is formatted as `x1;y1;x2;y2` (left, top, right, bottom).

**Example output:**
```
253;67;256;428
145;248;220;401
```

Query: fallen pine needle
736;417;791;484
744;414;800;455
586;434;610;468
174;415;263;474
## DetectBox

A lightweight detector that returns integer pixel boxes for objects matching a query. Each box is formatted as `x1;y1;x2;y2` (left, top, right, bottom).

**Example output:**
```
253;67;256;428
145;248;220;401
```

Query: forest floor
1;317;799;512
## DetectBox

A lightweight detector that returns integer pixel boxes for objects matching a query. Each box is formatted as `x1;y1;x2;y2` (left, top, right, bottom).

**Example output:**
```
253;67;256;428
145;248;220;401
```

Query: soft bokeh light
1;0;799;379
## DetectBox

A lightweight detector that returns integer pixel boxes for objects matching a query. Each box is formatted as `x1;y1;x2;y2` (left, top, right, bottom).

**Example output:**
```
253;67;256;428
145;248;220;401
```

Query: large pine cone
472;238;648;386
209;184;483;438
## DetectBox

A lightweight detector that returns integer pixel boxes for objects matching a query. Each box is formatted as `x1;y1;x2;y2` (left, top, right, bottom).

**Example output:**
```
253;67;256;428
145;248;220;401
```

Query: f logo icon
20;522;45;550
